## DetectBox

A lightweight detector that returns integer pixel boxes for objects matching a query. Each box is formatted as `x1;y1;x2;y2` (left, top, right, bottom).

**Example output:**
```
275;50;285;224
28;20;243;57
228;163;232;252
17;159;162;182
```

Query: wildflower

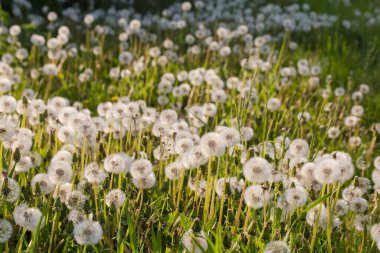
0;219;13;243
159;109;178;125
370;223;380;242
1;177;20;203
187;146;209;167
73;220;103;245
182;230;208;253
130;159;153;180
240;127;254;141
351;105;364;117
15;156;33;172
165;162;184;180
174;138;193;155
65;190;87;210
106;189;126;208
42;63;58;76
313;158;341;184
52;150;73;164
199;132;226;157
267;98;281;112
218;127;241;147
285;186;308;209
215;177;244;197
344;116;359;127
13;204;43;231
243;157;272;183
132;172;156;189
68;210;86;225
289;139;309;158
334;199;349;216
342;185;364;202
354;215;370;231
348;136;361;148
84;163;107;185
48;161;72;185
0;95;17;113
244;185;270;209
53;183;72;202
31;173;54;194
328;126;341;139
264;241;291;253
104;153;132;174
306;204;327;228
349;197;368;213
374;156;380;170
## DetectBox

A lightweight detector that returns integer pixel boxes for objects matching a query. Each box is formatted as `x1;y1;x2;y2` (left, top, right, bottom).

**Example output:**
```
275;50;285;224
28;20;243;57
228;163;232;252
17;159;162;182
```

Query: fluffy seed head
48;161;73;185
73;220;103;245
243;157;272;183
106;189;126;208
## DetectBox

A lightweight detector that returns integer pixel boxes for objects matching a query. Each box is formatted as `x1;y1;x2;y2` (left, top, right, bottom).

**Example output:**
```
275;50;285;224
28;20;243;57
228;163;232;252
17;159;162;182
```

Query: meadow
1;0;380;252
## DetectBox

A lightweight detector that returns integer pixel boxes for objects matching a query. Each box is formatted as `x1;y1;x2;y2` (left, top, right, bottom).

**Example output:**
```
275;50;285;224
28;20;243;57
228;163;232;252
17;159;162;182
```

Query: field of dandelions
1;0;380;252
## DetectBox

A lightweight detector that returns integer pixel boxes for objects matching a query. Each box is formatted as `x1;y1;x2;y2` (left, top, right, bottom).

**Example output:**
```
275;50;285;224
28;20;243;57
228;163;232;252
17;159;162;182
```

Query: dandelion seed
267;98;281;112
313;158;341;184
354;215;370;231
104;153;132;174
132;172;156;189
73;220;103;245
1;177;20;203
165;162;184;180
130;159;153;180
289;139;309;158
48;161;72;185
285;186;308;209
0;219;13;243
244;185;270;209
243;157;272;183
68;210;87;225
31;173;54;194
264;241;291;253
199;132;226;157
306;204;327;228
106;189;126;208
349;197;368;213
182;230;208;253
370;223;380;242
84;163;107;185
218;127;240;147
13;204;43;231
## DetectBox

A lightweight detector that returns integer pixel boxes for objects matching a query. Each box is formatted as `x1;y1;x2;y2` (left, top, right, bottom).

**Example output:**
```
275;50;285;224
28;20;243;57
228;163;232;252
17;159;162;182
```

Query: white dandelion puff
243;157;272;183
73;220;103;245
0;219;13;243
106;189;126;208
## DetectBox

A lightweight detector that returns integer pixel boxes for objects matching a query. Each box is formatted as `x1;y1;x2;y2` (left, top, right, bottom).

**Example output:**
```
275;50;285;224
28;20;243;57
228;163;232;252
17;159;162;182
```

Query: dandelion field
1;0;380;252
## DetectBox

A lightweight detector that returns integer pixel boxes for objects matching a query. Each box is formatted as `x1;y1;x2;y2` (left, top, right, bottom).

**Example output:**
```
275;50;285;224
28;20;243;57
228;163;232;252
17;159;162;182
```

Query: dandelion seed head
243;157;272;183
285;186;308;209
84;163;107;185
349;197;368;213
130;159;153;179
106;189;126;208
264;241;291;253
244;185;270;209
199;132;226;157
13;204;43;231
182;230;208;253
31;173;54;194
132;172;156;189
73;220;103;245
313;158;341;184
0;219;13;243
